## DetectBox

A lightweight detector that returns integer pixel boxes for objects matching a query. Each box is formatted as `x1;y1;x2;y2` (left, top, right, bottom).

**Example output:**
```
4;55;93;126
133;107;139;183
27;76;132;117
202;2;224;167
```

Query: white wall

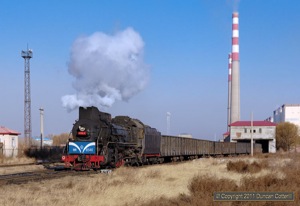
0;134;19;157
273;105;300;127
230;126;276;140
284;106;300;128
273;104;300;134
269;139;276;153
230;125;276;153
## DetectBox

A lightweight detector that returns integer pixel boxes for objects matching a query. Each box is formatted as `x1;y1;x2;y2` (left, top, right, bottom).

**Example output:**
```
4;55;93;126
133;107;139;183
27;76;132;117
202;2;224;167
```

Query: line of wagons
142;129;262;163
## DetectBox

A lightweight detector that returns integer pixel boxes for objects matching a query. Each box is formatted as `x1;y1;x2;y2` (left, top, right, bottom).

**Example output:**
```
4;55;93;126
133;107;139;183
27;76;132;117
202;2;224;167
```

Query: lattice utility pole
21;48;33;147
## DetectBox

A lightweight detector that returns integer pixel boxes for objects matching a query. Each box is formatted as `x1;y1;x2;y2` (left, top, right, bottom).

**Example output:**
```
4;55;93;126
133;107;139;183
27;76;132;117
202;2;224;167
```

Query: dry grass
0;153;299;206
0;156;35;165
0;156;38;175
145;154;300;206
0;164;45;175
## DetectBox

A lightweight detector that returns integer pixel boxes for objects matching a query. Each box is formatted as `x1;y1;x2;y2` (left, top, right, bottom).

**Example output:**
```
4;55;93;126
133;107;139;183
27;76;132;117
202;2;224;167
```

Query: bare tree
276;122;299;151
52;133;71;146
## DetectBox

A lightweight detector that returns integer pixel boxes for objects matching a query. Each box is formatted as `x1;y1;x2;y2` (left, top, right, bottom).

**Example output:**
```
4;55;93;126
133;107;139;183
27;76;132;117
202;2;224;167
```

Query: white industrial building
0;126;20;157
33;137;53;146
271;104;300;129
229;121;276;153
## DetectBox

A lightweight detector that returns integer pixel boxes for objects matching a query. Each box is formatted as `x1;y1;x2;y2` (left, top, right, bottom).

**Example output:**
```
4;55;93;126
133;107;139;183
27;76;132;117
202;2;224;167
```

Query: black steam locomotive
62;106;260;170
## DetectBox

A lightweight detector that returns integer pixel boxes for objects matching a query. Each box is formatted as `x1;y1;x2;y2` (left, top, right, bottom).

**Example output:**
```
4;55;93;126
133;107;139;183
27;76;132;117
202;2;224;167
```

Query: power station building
0;126;20;157
269;104;300;129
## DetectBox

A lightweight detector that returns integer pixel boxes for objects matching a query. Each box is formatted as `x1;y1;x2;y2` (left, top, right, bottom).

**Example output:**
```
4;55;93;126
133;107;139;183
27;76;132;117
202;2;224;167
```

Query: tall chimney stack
227;53;232;130
230;12;240;123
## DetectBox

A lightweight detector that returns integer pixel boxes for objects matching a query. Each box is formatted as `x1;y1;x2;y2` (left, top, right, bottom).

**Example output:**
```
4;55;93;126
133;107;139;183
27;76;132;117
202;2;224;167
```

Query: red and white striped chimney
227;53;232;130
228;53;232;82
232;12;239;61
230;12;240;124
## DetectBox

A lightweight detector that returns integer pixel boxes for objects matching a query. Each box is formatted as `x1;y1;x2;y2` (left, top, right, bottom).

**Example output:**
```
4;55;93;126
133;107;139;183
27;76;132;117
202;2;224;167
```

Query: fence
0;148;19;158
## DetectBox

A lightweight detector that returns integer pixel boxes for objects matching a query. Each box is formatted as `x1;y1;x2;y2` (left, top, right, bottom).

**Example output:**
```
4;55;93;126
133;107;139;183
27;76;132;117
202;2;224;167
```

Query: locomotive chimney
79;106;111;123
230;12;240;123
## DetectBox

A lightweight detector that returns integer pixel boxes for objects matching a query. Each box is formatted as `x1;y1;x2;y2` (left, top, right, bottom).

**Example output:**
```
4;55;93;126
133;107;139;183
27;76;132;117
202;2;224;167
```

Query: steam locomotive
62;106;260;170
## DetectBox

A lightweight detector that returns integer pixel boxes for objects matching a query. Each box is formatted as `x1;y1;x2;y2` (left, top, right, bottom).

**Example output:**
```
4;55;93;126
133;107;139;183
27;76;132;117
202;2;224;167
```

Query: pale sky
1;0;300;140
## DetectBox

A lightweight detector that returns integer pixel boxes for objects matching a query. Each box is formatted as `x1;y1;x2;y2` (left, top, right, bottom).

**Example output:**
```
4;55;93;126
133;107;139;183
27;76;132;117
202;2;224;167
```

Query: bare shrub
227;160;267;174
276;122;299;151
187;175;238;205
17;142;27;158
51;133;70;146
188;175;237;195
145;169;161;179
63;180;75;189
227;160;248;173
240;175;281;191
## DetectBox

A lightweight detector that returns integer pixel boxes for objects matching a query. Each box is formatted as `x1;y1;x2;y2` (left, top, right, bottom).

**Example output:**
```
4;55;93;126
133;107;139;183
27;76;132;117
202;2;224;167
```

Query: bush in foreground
144;156;300;206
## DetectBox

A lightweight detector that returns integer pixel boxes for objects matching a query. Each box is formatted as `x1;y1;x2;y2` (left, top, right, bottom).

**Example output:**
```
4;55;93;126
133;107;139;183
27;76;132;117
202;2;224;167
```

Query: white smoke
233;0;240;11
62;27;149;111
226;0;240;11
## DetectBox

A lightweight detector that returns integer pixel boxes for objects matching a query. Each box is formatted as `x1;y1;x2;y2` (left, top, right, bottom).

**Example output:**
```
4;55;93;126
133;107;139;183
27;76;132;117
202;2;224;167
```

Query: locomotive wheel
110;154;118;168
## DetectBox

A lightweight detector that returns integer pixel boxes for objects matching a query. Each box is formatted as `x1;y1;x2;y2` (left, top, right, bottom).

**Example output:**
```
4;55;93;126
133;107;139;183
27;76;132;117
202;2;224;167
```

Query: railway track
0;160;190;185
0;169;97;185
0;162;36;168
0;158;64;168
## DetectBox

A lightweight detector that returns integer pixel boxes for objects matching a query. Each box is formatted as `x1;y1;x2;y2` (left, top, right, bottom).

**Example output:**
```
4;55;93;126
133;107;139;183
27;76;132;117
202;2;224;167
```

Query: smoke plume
227;0;240;11
233;0;240;11
62;27;149;111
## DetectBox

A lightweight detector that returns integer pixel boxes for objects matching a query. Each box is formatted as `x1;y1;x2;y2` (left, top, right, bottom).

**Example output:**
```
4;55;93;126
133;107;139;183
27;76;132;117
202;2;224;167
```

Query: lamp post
251;112;253;156
39;107;44;149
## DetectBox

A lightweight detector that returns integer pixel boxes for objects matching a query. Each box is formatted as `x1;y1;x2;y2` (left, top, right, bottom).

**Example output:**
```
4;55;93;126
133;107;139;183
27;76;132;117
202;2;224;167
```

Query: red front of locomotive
62;153;105;170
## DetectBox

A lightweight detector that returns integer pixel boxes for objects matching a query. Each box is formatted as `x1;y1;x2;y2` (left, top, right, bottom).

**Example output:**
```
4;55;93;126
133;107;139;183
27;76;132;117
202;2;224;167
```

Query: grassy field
0;152;299;206
0;156;35;165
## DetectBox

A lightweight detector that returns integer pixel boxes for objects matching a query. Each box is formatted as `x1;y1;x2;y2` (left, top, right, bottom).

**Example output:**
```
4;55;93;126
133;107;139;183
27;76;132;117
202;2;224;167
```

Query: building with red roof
0;126;20;157
227;121;276;153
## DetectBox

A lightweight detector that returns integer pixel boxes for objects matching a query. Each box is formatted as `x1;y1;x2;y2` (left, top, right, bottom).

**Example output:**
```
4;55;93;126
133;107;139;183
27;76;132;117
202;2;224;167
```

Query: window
244;128;247;133
259;128;262;133
12;138;16;148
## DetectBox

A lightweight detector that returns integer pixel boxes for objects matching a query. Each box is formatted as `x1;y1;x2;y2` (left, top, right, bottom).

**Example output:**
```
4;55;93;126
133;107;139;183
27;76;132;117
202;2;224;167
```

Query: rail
0;169;98;185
